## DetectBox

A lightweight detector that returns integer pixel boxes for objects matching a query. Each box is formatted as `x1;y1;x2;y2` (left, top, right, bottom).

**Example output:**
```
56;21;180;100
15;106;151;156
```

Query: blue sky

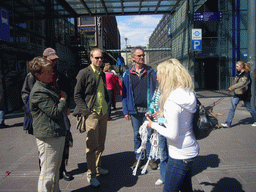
116;15;163;49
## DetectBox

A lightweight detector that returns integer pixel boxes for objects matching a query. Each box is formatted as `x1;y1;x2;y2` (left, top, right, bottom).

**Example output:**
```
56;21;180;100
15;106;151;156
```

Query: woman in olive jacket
29;56;67;192
222;61;256;128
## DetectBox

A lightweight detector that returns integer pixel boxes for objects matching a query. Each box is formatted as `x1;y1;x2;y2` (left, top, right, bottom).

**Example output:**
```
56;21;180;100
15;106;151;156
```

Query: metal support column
248;0;256;109
45;0;55;48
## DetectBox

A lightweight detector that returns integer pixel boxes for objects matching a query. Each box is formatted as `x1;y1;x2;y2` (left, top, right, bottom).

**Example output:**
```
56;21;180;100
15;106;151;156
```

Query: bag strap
87;72;102;110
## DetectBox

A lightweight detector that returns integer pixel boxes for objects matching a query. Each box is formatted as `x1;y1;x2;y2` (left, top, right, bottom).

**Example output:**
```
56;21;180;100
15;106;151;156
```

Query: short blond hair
90;48;103;57
29;56;52;76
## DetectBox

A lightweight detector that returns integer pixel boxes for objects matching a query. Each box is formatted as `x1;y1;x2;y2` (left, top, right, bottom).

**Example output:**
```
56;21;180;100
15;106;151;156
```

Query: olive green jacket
30;80;67;138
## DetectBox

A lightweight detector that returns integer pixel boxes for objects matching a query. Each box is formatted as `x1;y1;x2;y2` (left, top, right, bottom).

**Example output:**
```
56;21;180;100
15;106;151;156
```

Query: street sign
192;40;202;51
192;29;202;51
0;7;10;41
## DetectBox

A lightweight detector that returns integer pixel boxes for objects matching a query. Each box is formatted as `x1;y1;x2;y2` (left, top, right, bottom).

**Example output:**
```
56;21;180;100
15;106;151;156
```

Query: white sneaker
98;168;109;175
155;179;164;186
87;177;100;187
221;123;230;128
251;122;256;126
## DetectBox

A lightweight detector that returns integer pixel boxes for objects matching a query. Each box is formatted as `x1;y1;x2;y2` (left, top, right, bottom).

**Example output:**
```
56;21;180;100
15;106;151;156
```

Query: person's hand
124;114;131;120
145;115;153;129
227;88;231;95
152;110;160;119
60;91;67;101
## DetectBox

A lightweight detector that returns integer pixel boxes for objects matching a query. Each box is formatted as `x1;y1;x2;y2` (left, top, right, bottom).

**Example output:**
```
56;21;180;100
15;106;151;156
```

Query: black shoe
0;123;9;128
62;171;73;181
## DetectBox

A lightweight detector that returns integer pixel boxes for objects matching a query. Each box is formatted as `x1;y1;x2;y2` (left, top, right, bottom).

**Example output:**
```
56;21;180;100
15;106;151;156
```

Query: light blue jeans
158;133;168;181
130;113;153;159
225;97;256;126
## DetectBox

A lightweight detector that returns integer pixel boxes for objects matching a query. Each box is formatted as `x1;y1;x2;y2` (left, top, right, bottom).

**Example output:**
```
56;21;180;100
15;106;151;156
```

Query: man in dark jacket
73;48;109;187
122;46;157;170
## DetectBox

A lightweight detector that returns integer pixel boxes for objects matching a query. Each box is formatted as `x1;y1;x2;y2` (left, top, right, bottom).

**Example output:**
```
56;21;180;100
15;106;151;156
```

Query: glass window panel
124;8;139;12
66;0;81;3
105;2;121;8
160;1;177;6
108;8;123;13
141;1;158;6
87;2;103;8
123;2;140;7
158;7;172;12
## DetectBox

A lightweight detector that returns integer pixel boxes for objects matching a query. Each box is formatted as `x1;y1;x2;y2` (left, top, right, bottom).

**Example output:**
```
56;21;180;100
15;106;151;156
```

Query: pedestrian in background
146;58;199;192
29;56;67;192
0;75;9;128
122;46;158;170
104;63;122;110
222;61;256;128
103;64;122;120
73;48;109;187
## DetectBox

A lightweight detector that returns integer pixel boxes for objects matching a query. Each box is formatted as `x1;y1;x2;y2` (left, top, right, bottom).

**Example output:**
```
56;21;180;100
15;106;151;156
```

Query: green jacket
30;80;67;138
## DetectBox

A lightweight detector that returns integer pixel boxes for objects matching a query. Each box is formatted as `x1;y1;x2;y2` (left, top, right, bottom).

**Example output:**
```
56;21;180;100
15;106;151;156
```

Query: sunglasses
94;57;103;60
136;54;145;57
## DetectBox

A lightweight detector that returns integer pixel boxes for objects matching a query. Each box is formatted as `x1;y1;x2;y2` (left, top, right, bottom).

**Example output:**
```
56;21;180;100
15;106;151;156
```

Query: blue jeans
130;113;154;159
225;97;256;126
158;133;168;181
163;156;195;192
0;110;4;124
0;102;6;124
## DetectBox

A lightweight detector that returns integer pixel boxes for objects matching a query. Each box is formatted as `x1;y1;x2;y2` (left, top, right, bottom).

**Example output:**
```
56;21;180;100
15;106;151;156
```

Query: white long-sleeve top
151;88;199;160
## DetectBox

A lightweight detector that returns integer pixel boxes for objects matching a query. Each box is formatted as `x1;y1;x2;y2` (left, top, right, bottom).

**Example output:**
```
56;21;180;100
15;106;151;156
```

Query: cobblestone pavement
0;90;256;191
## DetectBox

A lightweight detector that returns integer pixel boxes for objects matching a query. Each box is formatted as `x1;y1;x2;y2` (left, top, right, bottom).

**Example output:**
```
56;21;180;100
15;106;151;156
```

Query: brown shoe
149;159;158;170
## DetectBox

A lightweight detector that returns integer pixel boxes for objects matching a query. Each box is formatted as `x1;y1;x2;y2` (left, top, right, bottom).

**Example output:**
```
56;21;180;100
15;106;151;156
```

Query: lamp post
125;37;128;65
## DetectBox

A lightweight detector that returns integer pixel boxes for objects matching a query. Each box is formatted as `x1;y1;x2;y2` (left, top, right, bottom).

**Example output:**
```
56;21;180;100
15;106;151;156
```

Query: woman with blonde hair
221;61;256;127
146;58;199;192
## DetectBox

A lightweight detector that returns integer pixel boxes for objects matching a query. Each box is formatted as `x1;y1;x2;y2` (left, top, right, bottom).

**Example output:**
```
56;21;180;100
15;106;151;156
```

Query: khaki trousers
36;136;65;192
86;111;108;178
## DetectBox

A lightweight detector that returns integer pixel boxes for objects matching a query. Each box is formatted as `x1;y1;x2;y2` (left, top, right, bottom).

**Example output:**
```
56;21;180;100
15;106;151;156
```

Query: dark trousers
107;89;114;119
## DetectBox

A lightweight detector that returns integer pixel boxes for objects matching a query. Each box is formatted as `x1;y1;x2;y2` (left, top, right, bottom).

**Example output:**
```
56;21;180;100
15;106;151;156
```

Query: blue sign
192;40;202;51
0;8;10;41
167;25;171;38
194;12;223;21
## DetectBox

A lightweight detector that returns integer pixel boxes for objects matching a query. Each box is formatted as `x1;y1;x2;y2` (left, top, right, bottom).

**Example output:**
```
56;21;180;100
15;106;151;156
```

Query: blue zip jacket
122;65;157;115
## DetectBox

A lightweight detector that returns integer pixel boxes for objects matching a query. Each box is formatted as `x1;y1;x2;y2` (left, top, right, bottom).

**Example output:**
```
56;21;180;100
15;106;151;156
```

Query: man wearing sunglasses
122;46;157;170
73;48;109;187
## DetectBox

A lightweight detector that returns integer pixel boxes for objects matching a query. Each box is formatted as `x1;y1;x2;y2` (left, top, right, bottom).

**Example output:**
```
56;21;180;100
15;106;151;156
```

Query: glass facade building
149;0;248;91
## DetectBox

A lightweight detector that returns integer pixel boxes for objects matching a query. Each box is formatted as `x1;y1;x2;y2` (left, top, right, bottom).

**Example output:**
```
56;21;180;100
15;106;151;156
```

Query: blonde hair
157;59;194;111
237;61;251;72
103;63;111;72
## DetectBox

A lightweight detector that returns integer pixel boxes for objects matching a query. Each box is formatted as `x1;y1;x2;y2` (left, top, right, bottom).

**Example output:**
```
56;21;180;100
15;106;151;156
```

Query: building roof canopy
57;0;207;17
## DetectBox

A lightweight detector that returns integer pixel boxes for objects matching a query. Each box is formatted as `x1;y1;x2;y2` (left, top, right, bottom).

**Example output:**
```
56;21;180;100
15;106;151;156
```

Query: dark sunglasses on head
94;57;103;60
136;54;145;57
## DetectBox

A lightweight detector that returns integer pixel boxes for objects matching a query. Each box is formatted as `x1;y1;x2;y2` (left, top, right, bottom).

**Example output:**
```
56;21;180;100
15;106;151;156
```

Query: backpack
22;96;33;135
193;98;218;140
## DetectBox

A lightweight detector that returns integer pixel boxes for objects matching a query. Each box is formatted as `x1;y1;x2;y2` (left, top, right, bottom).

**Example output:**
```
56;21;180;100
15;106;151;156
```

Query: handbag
193;98;218;140
75;73;101;133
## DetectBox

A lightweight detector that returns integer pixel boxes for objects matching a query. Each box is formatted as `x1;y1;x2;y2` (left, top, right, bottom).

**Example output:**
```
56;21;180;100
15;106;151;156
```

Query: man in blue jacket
122;46;157;170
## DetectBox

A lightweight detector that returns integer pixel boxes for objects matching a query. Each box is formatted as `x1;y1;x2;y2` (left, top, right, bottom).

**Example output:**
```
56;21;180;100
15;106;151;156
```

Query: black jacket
73;65;109;116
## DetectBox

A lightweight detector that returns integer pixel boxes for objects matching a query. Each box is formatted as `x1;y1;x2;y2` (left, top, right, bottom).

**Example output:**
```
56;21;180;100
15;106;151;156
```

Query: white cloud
116;15;163;49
